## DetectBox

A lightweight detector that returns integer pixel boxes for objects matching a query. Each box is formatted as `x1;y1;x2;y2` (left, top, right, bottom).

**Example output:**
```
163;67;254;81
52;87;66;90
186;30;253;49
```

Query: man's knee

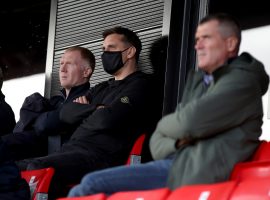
26;159;46;170
81;172;101;191
68;173;99;197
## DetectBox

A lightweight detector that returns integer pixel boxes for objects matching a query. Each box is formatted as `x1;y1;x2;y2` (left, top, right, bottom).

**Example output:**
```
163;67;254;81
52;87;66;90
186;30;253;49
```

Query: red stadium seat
107;188;170;200
167;181;237;200
57;193;106;200
21;167;55;200
230;160;270;181
230;178;270;200
126;134;146;165
252;140;270;161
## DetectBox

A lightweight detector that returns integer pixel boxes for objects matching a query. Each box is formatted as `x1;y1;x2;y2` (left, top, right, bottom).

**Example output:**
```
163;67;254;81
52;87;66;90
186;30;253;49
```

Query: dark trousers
16;146;115;199
2;130;48;160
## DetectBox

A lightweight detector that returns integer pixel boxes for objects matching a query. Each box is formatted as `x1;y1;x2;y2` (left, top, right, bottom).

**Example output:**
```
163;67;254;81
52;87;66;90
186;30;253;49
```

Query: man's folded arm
156;75;261;141
60;102;97;124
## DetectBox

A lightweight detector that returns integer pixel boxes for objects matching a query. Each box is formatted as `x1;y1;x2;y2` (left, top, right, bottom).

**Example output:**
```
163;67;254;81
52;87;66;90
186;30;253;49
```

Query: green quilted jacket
150;52;269;189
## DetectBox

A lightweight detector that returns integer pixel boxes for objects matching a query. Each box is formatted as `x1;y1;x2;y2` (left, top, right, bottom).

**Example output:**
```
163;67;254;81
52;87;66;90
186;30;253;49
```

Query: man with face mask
17;26;153;199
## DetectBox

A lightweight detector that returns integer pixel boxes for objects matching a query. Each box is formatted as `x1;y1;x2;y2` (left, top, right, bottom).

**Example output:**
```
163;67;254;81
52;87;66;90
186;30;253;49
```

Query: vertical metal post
44;0;57;98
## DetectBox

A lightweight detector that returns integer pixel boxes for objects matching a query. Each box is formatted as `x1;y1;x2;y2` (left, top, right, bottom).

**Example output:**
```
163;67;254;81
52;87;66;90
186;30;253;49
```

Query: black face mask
101;47;129;75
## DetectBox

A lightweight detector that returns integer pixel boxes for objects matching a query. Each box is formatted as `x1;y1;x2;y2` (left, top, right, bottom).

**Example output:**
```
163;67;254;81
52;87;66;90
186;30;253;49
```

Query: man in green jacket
67;13;269;197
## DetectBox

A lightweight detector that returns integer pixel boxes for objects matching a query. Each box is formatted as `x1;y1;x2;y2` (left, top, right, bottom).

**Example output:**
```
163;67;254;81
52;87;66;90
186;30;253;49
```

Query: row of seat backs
22;139;269;200
56;167;270;200
57;179;270;200
56;140;270;200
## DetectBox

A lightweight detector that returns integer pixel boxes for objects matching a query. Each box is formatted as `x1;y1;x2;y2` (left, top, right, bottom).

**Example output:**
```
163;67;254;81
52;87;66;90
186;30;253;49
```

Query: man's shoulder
96;71;149;87
92;80;110;90
122;72;152;92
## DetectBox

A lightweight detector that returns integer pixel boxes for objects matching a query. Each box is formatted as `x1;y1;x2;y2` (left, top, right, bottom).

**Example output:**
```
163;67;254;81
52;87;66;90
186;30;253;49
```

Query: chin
60;83;67;88
197;65;206;70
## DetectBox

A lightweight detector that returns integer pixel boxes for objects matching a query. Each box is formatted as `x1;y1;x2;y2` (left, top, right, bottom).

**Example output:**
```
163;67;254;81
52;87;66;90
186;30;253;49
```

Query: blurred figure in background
0;65;16;136
0;137;30;199
142;35;168;163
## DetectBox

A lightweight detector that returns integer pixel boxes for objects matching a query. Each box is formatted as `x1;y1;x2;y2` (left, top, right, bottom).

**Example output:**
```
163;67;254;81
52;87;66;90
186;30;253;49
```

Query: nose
195;38;203;50
195;40;200;50
60;63;66;72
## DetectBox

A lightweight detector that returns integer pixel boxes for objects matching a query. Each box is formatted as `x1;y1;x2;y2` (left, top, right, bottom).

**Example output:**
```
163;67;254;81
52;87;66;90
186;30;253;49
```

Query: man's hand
73;96;89;104
96;105;105;109
175;138;191;149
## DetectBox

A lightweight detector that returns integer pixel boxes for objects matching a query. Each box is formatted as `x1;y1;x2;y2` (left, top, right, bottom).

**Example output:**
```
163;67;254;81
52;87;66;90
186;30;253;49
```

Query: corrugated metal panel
49;0;164;96
55;0;164;48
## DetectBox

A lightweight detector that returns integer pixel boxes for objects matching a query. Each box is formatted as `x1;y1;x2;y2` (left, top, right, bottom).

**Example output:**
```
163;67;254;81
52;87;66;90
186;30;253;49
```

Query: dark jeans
68;157;173;197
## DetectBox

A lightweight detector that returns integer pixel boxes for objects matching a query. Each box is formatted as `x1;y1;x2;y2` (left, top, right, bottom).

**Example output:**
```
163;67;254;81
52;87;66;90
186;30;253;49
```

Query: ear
83;67;92;78
126;46;136;59
226;36;238;53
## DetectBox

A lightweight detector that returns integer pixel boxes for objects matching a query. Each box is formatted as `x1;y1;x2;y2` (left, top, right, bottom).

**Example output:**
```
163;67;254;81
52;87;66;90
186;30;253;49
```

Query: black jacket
0;91;16;136
60;71;152;164
14;82;90;138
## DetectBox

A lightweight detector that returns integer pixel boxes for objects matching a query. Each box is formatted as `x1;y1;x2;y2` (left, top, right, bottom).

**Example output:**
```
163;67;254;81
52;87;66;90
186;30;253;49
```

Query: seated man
67;13;269;197
17;26;153;198
0;66;16;136
2;46;95;160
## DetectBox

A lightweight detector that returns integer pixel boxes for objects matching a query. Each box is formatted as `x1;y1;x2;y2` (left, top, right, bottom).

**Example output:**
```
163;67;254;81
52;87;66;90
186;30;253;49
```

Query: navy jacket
14;82;90;138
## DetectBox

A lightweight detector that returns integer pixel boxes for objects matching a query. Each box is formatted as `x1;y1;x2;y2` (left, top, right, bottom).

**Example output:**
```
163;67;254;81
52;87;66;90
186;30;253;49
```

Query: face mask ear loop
121;46;131;66
121;46;131;53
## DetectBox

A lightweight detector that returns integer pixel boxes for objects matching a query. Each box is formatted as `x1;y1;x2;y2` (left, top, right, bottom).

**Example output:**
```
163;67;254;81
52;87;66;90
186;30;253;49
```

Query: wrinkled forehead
197;20;219;32
61;50;81;61
197;19;235;39
196;20;222;37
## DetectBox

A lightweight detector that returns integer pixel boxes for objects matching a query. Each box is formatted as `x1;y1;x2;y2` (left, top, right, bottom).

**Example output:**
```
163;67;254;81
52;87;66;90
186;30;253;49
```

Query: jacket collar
108;71;142;87
60;82;90;99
